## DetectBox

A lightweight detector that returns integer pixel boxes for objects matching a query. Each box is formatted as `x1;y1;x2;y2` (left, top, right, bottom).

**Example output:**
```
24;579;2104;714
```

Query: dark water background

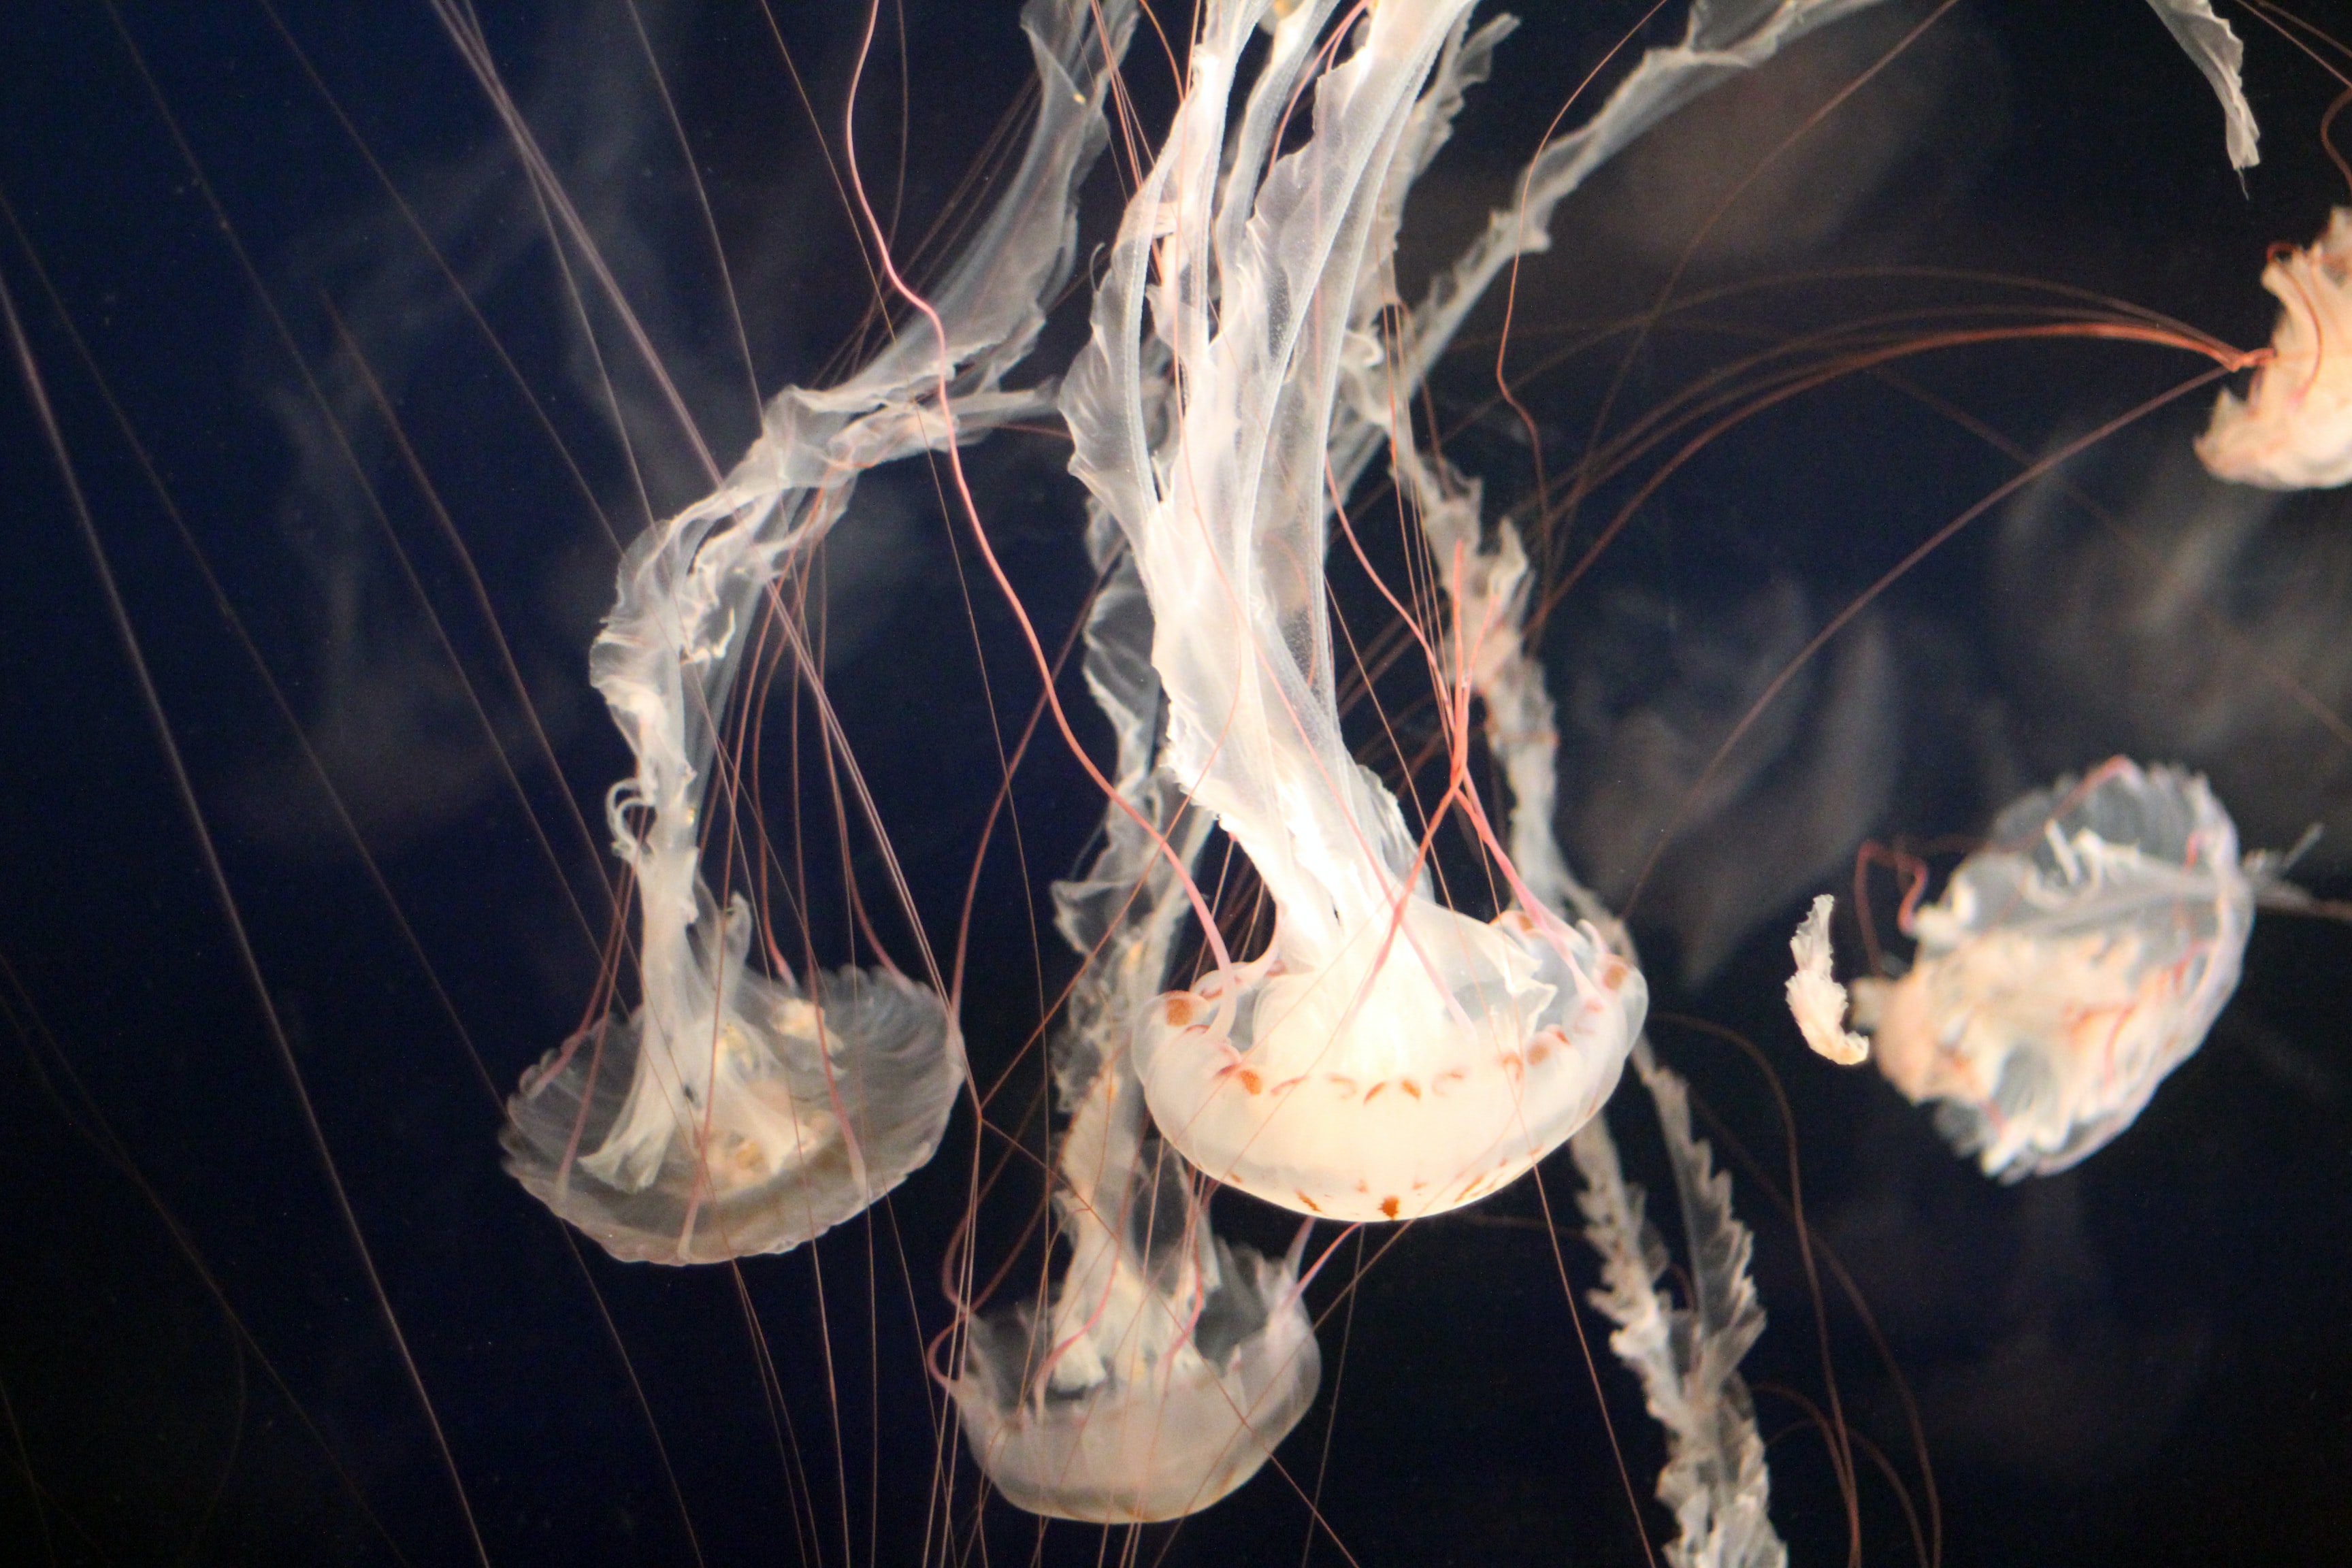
1;1;2347;1563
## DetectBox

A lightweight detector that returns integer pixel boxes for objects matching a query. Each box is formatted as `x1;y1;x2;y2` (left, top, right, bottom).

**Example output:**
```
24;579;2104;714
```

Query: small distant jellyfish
1849;760;2255;1179
1786;894;1869;1066
2196;208;2352;491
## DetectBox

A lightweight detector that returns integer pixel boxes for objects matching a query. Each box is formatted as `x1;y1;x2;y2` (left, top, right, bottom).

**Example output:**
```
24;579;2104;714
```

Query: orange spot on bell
1237;1068;1263;1094
1163;994;1195;1027
1378;1196;1401;1220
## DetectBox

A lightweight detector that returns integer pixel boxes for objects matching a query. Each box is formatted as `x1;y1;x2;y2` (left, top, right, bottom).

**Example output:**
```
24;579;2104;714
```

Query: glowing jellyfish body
1852;760;2253;1179
502;894;960;1264
955;1051;1321;1520
503;0;1132;1261
2197;207;2352;491
1135;905;1637;1222
1062;0;1642;1226
954;514;1318;1520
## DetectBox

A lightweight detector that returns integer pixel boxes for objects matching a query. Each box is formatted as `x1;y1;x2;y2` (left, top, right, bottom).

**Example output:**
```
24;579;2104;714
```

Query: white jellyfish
503;0;1134;1262
1060;0;1644;1226
2196;208;2352;491
951;502;1320;1521
957;1045;1322;1521
503;892;965;1264
1849;760;2255;1179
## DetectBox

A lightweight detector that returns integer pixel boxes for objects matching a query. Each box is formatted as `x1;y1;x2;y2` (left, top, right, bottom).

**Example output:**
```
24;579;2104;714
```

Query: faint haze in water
0;1;2346;1565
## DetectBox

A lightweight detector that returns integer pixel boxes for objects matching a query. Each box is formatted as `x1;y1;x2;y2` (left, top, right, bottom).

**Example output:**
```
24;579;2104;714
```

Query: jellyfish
952;513;1319;1521
1060;0;1645;1226
2195;207;2352;491
956;0;1949;1518
502;894;963;1263
503;0;1137;1261
956;1043;1322;1520
1848;759;2255;1179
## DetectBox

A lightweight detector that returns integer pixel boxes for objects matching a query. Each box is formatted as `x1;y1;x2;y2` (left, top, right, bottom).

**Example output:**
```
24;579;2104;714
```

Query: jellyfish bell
1850;759;2255;1179
2196;207;2352;491
952;1051;1321;1522
1136;896;1639;1222
502;892;958;1264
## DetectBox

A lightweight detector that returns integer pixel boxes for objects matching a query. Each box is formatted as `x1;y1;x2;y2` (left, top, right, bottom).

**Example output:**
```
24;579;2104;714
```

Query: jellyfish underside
1852;761;2253;1179
502;893;958;1264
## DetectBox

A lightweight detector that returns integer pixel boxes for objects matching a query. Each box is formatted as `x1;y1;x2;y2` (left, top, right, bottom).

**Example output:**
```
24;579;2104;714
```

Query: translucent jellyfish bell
503;893;958;1264
1062;0;1643;1226
1134;898;1639;1222
1850;760;2255;1179
954;1052;1320;1521
2196;207;2352;491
